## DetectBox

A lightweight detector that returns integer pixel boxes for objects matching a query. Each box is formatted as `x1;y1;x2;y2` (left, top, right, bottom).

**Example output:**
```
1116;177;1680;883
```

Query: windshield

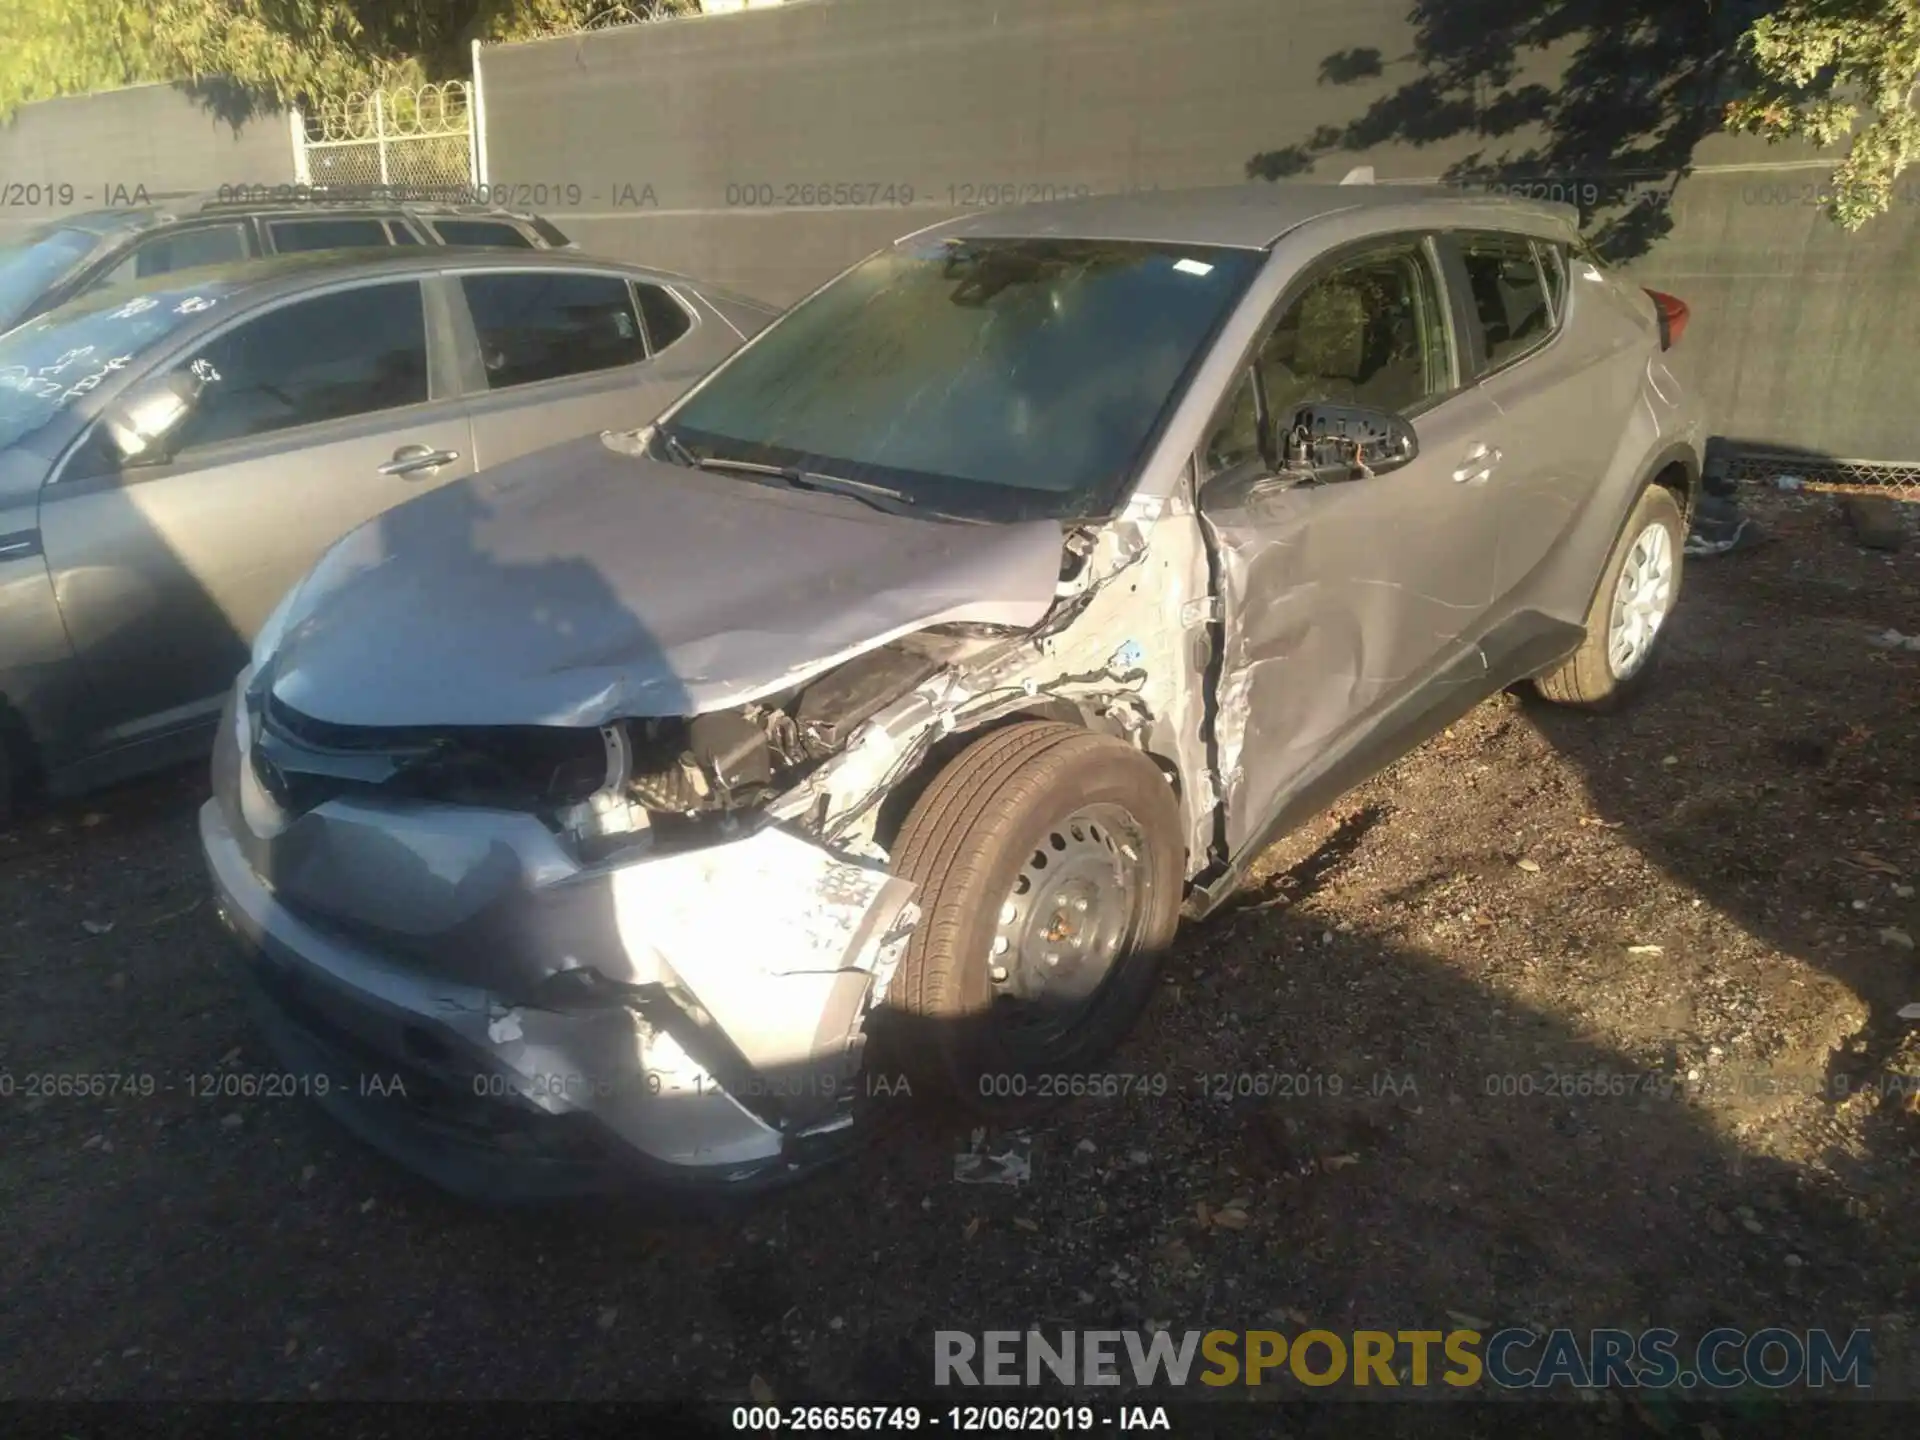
664;237;1261;521
0;227;105;333
0;278;243;452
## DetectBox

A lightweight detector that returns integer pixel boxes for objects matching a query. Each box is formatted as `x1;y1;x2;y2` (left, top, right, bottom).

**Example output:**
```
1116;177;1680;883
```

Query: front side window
1458;233;1553;372
664;237;1262;522
0;278;246;451
162;282;429;450
91;224;250;291
1202;240;1448;479
430;219;534;249
460;272;647;388
266;217;394;253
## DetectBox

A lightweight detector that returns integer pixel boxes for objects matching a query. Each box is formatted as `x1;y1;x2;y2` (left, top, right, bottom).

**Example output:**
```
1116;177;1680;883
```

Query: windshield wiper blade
686;456;919;514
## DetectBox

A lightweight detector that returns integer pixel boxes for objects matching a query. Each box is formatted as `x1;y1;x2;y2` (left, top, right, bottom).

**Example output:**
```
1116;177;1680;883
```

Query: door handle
1452;443;1502;485
379;444;460;477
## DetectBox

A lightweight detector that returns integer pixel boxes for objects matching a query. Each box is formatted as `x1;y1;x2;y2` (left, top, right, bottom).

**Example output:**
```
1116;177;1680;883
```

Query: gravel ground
1;487;1915;1413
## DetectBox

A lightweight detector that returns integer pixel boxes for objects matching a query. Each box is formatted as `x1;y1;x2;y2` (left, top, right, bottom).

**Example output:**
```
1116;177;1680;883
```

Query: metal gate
292;81;476;196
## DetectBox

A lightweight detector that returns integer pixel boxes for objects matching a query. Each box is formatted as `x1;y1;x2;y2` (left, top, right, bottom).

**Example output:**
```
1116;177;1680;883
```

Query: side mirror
1279;402;1419;482
102;370;202;466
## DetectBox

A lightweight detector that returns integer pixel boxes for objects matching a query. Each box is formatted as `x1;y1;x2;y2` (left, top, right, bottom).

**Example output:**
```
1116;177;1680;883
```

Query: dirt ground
1;486;1915;1417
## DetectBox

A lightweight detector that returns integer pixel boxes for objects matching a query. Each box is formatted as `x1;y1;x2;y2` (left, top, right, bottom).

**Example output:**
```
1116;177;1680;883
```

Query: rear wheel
876;721;1184;1105
1534;484;1685;709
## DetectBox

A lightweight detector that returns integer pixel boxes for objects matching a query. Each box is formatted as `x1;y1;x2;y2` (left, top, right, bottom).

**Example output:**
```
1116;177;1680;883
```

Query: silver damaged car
201;185;1705;1200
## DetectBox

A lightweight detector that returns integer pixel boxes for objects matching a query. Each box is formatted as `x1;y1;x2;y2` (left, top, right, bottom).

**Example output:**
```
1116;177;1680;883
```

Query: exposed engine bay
550;630;972;856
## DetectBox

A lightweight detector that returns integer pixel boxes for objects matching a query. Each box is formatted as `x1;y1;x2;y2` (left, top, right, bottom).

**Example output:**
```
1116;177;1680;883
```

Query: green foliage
0;0;164;116
1724;0;1920;228
0;1;702;119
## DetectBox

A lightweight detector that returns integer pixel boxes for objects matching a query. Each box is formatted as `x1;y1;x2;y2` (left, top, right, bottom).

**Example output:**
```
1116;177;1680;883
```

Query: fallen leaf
1852;852;1903;876
1627;943;1664;955
749;1375;776;1406
597;1307;618;1331
1516;858;1542;873
1012;1217;1039;1233
1212;1208;1250;1230
962;1216;982;1241
1879;928;1914;952
80;919;114;936
1195;1200;1213;1228
1323;1154;1361;1171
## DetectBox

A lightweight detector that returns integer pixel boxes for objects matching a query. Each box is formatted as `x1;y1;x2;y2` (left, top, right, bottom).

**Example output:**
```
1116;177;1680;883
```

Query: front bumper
201;671;919;1202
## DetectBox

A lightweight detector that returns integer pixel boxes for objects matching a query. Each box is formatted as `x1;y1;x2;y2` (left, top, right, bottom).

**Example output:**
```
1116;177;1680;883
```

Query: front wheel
874;721;1185;1105
1534;484;1685;709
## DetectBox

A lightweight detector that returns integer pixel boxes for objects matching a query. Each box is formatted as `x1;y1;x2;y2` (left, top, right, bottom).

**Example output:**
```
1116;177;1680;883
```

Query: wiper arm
649;422;702;470
686;456;919;515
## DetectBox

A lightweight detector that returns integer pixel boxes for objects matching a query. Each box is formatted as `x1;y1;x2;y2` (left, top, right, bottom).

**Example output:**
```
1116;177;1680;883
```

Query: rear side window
267;217;394;253
430;219;535;249
635;283;692;352
459;271;647;388
93;223;250;289
1457;233;1552;372
164;282;429;450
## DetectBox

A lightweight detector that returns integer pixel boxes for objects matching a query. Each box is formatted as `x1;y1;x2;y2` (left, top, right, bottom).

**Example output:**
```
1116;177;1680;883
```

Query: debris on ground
1869;628;1920;652
1687;493;1761;557
953;1129;1033;1186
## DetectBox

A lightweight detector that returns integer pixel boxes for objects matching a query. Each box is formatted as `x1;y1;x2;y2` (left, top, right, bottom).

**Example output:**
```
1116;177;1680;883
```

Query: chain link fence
1717;452;1920;502
294;81;475;194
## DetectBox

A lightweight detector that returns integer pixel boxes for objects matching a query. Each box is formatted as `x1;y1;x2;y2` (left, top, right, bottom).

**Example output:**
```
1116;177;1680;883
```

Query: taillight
1645;289;1689;350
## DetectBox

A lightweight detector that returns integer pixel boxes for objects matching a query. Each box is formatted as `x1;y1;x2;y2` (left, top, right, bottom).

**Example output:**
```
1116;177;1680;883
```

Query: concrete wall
477;0;1920;461
0;81;296;216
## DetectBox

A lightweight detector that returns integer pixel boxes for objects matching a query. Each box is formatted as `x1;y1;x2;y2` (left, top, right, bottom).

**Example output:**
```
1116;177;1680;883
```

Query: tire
1533;484;1685;710
874;721;1184;1105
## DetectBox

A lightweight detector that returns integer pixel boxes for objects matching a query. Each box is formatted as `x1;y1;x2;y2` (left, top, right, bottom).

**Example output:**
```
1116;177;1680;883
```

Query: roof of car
44;190;550;235
37;245;774;326
910;182;1581;250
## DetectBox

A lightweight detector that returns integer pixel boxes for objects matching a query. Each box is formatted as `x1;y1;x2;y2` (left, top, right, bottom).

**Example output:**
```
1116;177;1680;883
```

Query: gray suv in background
0;248;774;812
0;193;573;334
202;184;1705;1201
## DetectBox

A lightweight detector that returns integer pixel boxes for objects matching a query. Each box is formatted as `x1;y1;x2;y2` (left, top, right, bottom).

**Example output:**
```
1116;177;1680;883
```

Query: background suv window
1459;234;1552;371
635;283;692;351
164;282;429;450
93;223;250;290
430;219;534;249
459;272;647;388
266;217;394;253
1257;241;1449;422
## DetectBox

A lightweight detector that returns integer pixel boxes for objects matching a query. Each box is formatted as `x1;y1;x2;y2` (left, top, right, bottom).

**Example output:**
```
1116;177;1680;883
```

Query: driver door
1197;234;1507;855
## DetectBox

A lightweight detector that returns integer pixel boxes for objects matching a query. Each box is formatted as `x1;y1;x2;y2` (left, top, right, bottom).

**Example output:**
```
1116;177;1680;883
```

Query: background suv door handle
379;444;460;477
1452;442;1502;485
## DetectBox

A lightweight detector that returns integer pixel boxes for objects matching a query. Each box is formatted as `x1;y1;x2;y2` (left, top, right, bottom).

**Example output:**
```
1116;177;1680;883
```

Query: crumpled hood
265;432;1066;728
